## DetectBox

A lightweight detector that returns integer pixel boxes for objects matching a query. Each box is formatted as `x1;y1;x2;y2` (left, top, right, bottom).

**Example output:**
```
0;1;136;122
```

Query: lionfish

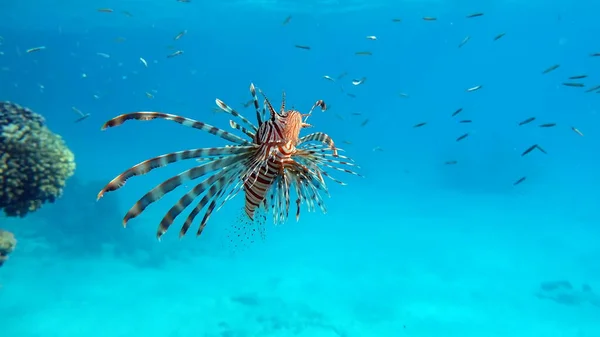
97;83;360;240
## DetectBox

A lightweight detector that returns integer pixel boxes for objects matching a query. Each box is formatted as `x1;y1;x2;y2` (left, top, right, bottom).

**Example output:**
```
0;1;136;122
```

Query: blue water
1;1;600;336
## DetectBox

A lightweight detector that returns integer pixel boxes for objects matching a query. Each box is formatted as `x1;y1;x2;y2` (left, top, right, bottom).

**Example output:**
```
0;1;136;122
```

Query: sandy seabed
1;194;599;337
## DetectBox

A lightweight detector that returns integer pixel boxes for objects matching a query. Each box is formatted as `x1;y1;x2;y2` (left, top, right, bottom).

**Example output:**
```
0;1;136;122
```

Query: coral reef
0;229;16;267
0;101;75;217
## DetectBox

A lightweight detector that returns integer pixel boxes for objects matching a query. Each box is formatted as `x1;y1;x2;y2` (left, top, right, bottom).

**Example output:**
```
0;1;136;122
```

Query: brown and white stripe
122;153;250;227
102;111;251;145
97;146;254;200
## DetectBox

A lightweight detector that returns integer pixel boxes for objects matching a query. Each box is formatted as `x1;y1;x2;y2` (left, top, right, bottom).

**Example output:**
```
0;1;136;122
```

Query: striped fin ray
98;146;254;199
192;166;245;237
178;164;245;237
218;172;247;208
298;132;338;156
264;170;297;224
297;145;359;165
122;153;251;226
229;120;255;139
281;172;291;222
156;167;231;239
297;175;320;213
319;166;352;185
300;172;328;214
259;89;278;119
215;98;259;133
298;149;361;172
101;112;252;145
295;151;361;186
279;164;327;221
307;152;355;164
321;162;362;178
302;168;329;196
290;172;303;221
289;160;328;191
302;99;327;123
301;145;354;162
239;144;271;185
304;168;331;200
194;151;251;215
299;143;346;153
298;181;315;213
261;104;267;126
265;179;277;221
309;154;360;175
286;162;327;215
249;83;263;127
273;178;283;224
189;183;230;237
269;173;290;225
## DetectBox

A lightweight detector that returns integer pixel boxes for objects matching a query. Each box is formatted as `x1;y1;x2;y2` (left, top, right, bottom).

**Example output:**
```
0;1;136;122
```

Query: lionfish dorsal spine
249;83;263;127
259;89;278;120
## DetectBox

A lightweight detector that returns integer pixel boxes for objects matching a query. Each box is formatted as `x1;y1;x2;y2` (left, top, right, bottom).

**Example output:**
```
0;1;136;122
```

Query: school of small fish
306;11;592;187
2;7;596;189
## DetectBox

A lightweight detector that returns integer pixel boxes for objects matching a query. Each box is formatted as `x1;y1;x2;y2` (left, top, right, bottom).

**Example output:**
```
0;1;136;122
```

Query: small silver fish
352;77;366;86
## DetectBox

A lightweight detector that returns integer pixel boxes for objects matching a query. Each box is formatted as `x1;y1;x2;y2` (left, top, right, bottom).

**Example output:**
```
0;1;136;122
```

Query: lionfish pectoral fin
177;165;245;238
295;198;301;221
98;146;252;200
122;154;249;228
156;168;231;239
298;132;338;156
101;111;251;145
301;123;313;128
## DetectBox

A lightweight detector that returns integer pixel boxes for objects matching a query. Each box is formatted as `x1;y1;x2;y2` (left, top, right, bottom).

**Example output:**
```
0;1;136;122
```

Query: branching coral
0;229;16;267
0;101;76;217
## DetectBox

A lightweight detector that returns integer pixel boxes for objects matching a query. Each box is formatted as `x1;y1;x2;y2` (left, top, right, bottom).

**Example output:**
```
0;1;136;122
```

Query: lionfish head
279;109;305;142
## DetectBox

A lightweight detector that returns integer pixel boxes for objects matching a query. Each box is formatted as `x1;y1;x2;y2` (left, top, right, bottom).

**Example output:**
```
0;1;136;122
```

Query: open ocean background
1;0;600;336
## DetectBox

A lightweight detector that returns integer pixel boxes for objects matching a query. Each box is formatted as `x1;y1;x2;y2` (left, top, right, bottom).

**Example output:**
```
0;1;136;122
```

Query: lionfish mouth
97;83;361;240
